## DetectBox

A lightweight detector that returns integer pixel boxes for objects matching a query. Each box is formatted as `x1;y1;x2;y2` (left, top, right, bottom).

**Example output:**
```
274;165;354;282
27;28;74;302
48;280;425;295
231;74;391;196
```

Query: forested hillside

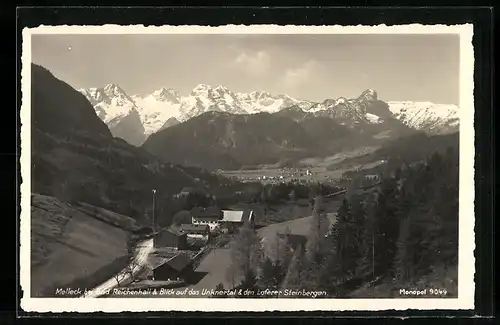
218;147;459;298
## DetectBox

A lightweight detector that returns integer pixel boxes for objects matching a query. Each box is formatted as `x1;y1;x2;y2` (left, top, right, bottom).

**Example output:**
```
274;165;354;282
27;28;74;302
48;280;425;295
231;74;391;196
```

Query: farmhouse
179;224;210;239
220;209;254;232
191;207;222;231
150;253;194;282
154;228;187;250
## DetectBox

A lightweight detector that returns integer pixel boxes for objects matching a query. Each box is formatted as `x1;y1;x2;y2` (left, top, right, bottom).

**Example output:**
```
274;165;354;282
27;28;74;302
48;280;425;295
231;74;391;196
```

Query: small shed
154;227;187;250
152;253;194;282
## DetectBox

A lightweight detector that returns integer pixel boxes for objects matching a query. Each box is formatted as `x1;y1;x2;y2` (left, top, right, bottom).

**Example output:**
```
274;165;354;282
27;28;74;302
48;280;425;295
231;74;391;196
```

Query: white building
190;207;222;231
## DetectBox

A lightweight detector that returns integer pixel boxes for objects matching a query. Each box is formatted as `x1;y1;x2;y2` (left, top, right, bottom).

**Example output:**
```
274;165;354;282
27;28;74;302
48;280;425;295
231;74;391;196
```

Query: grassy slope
31;194;138;297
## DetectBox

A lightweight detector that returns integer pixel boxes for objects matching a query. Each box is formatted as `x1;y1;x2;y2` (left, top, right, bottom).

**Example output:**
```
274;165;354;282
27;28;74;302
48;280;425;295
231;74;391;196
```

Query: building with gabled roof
190;206;222;231
220;209;254;232
154;227;187;250
222;209;253;223
179;224;210;238
150;253;194;282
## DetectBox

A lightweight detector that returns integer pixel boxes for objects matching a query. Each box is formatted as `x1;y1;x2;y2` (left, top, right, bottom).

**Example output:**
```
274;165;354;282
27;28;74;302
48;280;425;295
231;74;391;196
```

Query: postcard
20;23;474;312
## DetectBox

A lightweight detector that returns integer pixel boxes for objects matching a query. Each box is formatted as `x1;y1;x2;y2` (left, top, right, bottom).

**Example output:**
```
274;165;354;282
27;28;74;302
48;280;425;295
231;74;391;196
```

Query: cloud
231;50;272;77
279;60;320;90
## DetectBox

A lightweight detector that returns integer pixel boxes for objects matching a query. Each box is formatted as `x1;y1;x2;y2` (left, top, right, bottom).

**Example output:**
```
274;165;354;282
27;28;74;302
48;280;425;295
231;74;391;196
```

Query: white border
20;24;475;312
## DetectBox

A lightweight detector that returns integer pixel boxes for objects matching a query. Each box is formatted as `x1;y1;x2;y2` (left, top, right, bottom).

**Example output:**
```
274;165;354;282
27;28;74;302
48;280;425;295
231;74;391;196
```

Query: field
258;212;338;259
31;194;136;297
261;203;312;225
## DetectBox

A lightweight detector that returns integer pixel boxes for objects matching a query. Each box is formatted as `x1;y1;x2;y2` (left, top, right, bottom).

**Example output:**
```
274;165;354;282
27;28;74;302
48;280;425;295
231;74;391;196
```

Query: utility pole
276;234;279;263
152;189;156;233
372;229;375;281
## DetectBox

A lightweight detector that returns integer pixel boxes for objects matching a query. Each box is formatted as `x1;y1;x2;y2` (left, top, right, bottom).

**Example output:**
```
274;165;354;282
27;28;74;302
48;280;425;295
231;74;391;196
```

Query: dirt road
80;238;153;298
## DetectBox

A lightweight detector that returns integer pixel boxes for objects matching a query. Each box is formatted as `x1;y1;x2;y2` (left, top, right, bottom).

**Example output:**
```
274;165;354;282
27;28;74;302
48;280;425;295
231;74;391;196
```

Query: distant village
220;167;319;184
218;164;384;186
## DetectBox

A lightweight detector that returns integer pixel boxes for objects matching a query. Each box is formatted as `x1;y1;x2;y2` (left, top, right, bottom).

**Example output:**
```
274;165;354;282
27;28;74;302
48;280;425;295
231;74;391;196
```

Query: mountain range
141;104;416;171
79;84;460;146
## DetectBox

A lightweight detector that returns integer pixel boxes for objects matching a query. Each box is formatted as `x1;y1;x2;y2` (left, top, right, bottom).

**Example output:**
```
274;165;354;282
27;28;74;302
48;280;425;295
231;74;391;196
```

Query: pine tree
230;222;263;278
393;151;459;284
371;176;401;277
214;282;227;298
259;257;276;288
305;194;329;287
273;259;287;289
348;194;368;275
320;196;365;291
238;269;259;297
259;257;286;290
282;248;306;289
356;192;379;279
393;208;427;282
332;199;351;278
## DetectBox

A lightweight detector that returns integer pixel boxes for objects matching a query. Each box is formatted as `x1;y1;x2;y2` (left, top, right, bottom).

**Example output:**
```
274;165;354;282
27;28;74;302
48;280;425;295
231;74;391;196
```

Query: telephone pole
372;229;375;281
152;189;156;232
152;189;156;282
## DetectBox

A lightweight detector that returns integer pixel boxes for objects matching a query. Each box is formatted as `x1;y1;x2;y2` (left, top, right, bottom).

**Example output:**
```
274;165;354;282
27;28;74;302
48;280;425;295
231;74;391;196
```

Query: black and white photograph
20;24;474;312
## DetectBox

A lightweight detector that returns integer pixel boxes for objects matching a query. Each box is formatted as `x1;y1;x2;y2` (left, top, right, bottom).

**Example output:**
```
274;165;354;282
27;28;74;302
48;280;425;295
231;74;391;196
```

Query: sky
31;33;460;105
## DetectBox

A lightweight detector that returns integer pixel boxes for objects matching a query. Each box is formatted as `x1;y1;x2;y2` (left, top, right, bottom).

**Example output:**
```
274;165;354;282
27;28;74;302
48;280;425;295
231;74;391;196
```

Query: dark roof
159;227;186;237
277;233;307;250
191;206;222;218
187;236;208;248
150;255;172;269
165;253;193;272
179;224;209;233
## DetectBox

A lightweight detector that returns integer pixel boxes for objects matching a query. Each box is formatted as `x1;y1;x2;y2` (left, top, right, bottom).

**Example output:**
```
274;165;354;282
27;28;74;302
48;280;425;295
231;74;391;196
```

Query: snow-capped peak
79;83;138;127
151;87;180;103
214;85;230;93
103;83;122;93
191;84;212;95
358;89;378;101
335;97;348;105
387;100;459;134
